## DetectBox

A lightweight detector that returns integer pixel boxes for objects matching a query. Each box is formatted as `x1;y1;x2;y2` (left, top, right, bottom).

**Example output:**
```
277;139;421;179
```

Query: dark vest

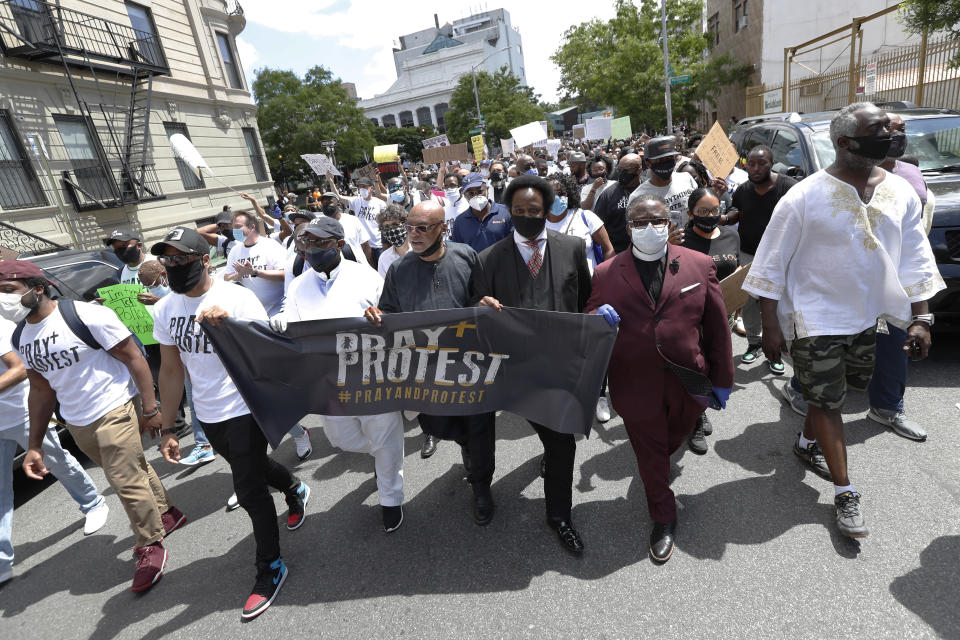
511;241;555;311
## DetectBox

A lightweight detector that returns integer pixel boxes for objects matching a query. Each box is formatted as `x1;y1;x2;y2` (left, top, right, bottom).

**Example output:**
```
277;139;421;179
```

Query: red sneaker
161;507;187;537
241;557;287;620
131;542;167;592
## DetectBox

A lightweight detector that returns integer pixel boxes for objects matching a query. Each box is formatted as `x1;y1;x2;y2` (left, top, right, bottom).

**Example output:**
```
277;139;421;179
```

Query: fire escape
0;0;169;211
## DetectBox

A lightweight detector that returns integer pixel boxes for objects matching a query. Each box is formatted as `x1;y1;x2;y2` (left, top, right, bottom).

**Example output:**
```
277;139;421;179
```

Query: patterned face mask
381;224;408;248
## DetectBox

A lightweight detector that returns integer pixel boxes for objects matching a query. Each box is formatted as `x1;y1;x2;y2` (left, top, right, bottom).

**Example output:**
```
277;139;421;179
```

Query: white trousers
321;412;404;507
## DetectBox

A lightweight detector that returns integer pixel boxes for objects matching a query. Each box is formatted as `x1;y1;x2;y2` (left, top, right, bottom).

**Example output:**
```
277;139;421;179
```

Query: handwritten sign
500;138;515;155
470;135;484;162
510;121;549;148
695;121;739;180
546;139;561;160
423;134;450;148
301;153;341;177
584;117;612;141
355;162;380;183
610;116;632;140
373;144;399;163
422;142;472;165
572;124;586;141
96;284;157;346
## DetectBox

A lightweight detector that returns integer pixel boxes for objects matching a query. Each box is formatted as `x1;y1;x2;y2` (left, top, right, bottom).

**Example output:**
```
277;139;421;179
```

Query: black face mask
115;245;140;264
887;132;907;158
592;172;607;181
166;259;206;294
650;162;674;180
617;171;637;188
417;234;444;258
512;215;547;240
304;246;340;272
490;171;505;184
693;215;719;232
322;204;339;217
846;133;893;160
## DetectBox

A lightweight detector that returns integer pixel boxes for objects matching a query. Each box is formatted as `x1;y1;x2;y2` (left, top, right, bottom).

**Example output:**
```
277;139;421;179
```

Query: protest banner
422;134;450;148
695;121;739;180
422;142;472;165
584;117;612;141
373;144;399;163
202;307;616;447
470;134;484;162
301;153;341;177
96;283;157;346
610;116;632;140
572;124;586;141
510;121;549;148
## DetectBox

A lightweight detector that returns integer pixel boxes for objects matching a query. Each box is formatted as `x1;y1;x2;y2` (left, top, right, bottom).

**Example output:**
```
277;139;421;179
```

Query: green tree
253;66;376;185
900;0;960;66
445;68;546;143
551;0;751;130
373;125;438;163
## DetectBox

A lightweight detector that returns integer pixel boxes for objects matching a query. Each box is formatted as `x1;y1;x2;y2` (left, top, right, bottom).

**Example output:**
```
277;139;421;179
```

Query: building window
163;122;204;190
733;0;748;32
0;110;47;210
398;111;414;128
241;127;268;182
53;115;115;201
382;115;396;128
216;32;244;89
416;107;433;128
434;103;449;133
370;117;379;127
707;13;720;45
125;2;164;67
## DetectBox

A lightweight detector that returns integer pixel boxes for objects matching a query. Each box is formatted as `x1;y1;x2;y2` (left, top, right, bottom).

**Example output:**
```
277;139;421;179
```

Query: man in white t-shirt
151;227;308;620
329;176;386;268
627;136;699;228
272;218;405;533
224;211;288;316
0;260;183;593
0;318;109;586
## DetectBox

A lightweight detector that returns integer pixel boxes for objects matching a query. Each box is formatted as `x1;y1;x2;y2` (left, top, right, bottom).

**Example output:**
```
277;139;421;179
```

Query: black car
729;106;960;324
22;249;124;300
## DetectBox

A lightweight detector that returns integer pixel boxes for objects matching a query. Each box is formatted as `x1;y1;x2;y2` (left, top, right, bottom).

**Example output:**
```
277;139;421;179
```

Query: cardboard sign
500;138;515;155
610;116;632;140
301;153;341;177
510;121;549;148
720;263;752;316
422;142;471;165
470;135;484;162
572;124;586;141
585;117;612;141
356;162;380;183
96;284;157;346
373;144;399;163
695;121;739;180
422;134;450;149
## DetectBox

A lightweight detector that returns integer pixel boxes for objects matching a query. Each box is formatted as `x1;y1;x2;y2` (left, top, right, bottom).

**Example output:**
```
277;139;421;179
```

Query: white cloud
239;1;617;101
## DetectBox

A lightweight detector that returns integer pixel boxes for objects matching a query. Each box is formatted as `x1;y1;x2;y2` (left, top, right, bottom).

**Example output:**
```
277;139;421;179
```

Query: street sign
669;75;690;85
469;128;484;135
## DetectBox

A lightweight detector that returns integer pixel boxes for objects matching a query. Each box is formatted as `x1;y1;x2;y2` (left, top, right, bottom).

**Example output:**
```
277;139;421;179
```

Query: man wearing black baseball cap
628;136;698;228
104;228;157;288
151;227;308;620
567;151;589;186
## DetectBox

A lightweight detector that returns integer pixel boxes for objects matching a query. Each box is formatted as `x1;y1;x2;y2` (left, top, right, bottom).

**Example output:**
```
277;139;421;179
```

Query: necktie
524;240;542;278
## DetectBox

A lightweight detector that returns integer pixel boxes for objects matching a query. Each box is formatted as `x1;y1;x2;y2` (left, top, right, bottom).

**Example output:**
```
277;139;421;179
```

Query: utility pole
660;0;673;133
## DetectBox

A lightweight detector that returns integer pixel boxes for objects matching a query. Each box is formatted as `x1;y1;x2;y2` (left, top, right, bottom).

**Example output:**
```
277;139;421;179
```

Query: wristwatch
251;269;259;278
911;313;934;326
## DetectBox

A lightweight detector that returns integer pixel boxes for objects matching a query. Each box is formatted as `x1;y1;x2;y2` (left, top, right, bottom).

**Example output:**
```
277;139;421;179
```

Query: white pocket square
680;282;701;293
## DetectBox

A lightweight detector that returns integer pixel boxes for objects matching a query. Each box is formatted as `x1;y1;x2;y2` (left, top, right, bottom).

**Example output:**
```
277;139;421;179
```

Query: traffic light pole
660;0;673;133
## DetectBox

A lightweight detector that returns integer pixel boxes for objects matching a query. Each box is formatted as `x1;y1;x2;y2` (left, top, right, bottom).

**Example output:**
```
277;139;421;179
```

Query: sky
234;1;619;103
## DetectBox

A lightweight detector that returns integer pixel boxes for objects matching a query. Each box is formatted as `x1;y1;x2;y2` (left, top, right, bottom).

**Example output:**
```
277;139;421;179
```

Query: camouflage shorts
790;328;877;410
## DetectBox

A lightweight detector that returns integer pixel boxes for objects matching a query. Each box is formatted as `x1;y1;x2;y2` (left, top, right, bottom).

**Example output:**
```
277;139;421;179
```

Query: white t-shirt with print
627;172;699;227
153;279;268;424
337;213;370;263
545;208;605;274
224;237;288;316
119;254;157;286
0;318;29;431
18;302;135;426
347;196;387;248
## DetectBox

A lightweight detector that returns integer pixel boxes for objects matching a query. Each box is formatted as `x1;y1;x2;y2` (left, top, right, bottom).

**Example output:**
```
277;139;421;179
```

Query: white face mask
631;223;670;261
149;283;171;298
444;188;460;200
0;291;35;322
480;168;490;178
359;188;370;199
468;195;489;211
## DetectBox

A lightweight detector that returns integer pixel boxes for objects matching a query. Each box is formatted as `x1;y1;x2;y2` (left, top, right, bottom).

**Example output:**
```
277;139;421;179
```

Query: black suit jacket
478;230;592;313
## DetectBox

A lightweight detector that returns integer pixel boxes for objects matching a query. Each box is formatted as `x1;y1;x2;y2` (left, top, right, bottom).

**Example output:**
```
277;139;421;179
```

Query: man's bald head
618;153;641;172
516;154;535;173
409;200;445;225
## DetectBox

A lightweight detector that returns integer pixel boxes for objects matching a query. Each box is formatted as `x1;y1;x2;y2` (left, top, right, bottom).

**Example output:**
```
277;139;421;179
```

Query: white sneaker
227;493;240;511
293;427;312;460
83;498;109;535
596;396;612;423
733;316;746;336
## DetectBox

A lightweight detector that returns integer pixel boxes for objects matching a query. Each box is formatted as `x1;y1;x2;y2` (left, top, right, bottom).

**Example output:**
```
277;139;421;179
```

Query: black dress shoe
539;455;546;479
688;417;708;455
550;519;584;555
460;446;472;474
382;505;403;533
471;483;494;526
649;519;677;563
420;434;438;459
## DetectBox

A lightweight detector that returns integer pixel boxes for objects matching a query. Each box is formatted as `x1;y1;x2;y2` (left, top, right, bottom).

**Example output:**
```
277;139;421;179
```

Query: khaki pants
67;398;169;546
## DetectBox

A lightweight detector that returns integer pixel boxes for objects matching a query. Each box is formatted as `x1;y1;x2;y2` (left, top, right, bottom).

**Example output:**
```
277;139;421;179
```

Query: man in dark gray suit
477;175;592;554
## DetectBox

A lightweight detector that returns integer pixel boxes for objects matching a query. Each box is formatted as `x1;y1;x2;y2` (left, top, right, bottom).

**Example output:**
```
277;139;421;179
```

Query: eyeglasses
388;186;404;193
405;222;442;234
628;217;670;229
299;235;338;248
157;253;201;266
694;207;721;216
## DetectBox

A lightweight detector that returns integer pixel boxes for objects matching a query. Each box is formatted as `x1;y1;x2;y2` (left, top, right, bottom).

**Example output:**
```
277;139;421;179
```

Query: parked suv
729;106;960;324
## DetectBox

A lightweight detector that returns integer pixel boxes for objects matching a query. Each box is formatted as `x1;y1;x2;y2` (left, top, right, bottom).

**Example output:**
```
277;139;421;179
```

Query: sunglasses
628;218;670;229
405;222;442;234
157;253;202;266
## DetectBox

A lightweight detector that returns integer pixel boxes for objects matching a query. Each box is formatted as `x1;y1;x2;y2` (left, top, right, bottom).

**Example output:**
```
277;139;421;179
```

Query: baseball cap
356;177;373;187
150;226;209;256
645;136;679;161
289;209;315;223
568;151;587;163
321;191;337;199
462;172;485;191
0;259;50;283
300;216;343;239
215;210;233;225
102;228;139;246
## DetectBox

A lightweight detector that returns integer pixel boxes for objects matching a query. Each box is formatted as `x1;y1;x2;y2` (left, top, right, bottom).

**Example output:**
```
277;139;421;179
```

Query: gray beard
841;153;881;171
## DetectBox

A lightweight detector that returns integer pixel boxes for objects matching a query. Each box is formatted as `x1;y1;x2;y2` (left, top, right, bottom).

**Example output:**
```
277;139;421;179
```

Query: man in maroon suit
585;196;733;563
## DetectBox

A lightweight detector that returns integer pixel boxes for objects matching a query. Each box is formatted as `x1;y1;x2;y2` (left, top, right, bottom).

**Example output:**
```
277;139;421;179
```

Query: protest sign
96;284;157;346
500;138;515;155
720;263;752;316
356;162;380;183
572;124;586;141
584;117;612;141
695;121;739;180
546;139;561;160
422;134;450;148
610;116;632;140
510;121;549;148
422;142;471;165
202;307;616;447
301;154;341;177
470;135;484;162
373;144;399;163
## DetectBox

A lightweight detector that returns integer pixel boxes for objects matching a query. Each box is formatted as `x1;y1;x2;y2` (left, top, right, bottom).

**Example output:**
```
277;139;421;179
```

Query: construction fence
746;34;960;117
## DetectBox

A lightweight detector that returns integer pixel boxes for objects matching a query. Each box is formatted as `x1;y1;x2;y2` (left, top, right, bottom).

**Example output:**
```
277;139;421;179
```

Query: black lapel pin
669;258;680;274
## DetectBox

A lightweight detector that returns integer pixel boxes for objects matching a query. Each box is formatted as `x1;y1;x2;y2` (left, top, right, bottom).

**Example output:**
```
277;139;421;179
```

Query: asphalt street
2;329;959;639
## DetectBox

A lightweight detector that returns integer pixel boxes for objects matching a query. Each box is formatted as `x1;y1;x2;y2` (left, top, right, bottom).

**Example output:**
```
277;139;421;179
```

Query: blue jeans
868;324;907;412
1;421;101;574
183;377;207;447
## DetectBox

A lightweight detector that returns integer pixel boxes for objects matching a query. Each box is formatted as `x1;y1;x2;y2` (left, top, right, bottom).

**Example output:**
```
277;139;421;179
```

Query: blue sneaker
179;446;216;467
242;557;287;620
285;482;310;531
